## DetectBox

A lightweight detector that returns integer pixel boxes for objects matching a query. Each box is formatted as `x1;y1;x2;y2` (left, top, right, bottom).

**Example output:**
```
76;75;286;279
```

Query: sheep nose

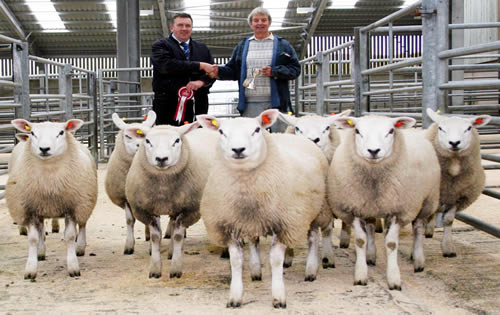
312;138;320;144
449;140;460;149
367;148;380;158
39;147;50;154
232;147;245;155
155;156;168;164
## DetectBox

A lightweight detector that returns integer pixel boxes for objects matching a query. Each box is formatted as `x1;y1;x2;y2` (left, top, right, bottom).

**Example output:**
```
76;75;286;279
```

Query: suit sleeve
217;44;242;81
200;45;216;88
151;39;200;74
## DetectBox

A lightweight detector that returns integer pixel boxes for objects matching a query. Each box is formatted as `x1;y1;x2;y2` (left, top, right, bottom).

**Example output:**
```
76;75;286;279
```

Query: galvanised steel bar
439;80;500;90
0;79;21;88
449;64;500;71
455;211;500;238
373;25;423;33
363;86;422;96
0;33;22;45
360;0;422;33
439;41;500;59
362;58;422;75
481;154;500;163
449;22;500;29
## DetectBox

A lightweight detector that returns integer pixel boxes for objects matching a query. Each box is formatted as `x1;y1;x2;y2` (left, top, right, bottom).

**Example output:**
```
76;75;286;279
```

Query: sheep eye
438;126;444;132
218;129;224;135
145;139;151;145
125;135;132;140
253;127;261;134
355;128;360;135
295;126;300;133
388;128;394;135
174;138;180;145
466;126;472;132
324;126;330;132
58;130;64;136
30;131;36;137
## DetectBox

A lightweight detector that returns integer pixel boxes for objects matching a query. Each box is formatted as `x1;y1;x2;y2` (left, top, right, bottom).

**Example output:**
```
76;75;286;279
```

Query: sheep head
112;111;157;155
11;119;84;160
426;108;491;153
334;115;415;163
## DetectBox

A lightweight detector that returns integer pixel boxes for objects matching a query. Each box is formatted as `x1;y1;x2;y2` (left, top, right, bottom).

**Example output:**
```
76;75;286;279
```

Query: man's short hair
172;13;193;24
247;7;272;26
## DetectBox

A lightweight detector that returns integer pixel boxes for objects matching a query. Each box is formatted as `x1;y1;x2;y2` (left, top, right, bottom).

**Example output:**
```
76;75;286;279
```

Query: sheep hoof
37;255;46;261
367;260;376;266
283;262;292;268
251;275;262;281
414;267;424;273
145;236;150;242
123;248;134;255
19;230;27;236
163;234;171;239
425;233;434;239
443;252;457;258
52;228;59;233
69;270;81;277
389;284;402;291
76;251;85;257
24;272;37;280
220;248;229;259
167;254;172;260
170;272;182;278
149;272;161;279
272;300;286;309
339;243;349;249
322;258;335;269
304;275;316;282
354;280;367;286
375;228;383;234
226;301;241;308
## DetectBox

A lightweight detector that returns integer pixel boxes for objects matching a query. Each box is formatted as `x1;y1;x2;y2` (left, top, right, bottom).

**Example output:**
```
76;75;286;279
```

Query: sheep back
426;123;485;211
6;134;97;226
125;128;217;228
328;128;440;226
201;132;328;248
105;130;134;208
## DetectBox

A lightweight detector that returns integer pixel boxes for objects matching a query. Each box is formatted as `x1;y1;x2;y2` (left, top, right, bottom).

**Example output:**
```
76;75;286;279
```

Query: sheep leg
227;239;244;308
51;218;60;233
305;228;320;281
424;213;436;238
365;218;377;266
145;224;150;242
76;223;87;256
353;217;368;286
220;247;230;259
148;216;162;278
65;216;80;277
339;220;351;249
385;216;401;290
170;221;185;278
375;218;384;233
37;222;46;261
270;235;287;309
441;205;457;257
249;237;262;281
283;247;294;268
19;224;28;236
164;218;173;239
124;203;136;255
24;219;41;280
411;218;425;272
321;221;336;269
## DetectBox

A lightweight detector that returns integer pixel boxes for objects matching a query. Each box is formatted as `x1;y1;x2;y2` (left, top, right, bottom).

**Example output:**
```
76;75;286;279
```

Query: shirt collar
249;32;274;41
172;34;190;45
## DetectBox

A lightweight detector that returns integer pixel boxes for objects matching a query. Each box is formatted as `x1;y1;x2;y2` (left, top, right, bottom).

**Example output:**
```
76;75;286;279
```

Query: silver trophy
243;68;261;90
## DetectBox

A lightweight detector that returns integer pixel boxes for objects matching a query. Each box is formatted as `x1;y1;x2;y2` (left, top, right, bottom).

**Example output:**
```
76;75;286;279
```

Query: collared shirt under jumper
245;33;274;102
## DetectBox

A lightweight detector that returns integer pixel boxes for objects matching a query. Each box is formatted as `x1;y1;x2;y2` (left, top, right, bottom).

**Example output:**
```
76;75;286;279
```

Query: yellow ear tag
136;129;143;135
288;112;293;116
347;120;354;126
436;110;441;114
122;117;127;121
211;120;218;127
24;125;31;131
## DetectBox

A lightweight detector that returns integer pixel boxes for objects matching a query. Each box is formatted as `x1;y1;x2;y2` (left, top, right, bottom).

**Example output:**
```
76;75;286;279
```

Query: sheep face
11;119;84;160
126;122;199;169
112;111;157;155
197;109;280;170
334;116;415;163
426;109;491;153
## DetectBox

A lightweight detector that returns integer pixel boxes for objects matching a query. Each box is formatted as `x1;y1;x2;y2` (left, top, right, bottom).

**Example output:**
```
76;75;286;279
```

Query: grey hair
247;7;272;26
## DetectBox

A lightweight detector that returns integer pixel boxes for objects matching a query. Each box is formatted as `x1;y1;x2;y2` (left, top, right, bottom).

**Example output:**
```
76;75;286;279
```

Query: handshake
200;62;219;79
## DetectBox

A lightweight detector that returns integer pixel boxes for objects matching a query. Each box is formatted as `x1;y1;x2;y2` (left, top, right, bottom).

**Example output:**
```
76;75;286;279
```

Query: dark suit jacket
151;35;214;124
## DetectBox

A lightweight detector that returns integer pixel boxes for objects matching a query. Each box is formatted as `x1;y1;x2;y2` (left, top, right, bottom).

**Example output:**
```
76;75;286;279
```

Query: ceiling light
328;0;359;9
25;0;66;30
297;7;315;14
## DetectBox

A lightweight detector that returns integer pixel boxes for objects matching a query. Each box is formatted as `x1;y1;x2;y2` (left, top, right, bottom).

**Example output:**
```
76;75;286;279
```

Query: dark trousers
152;93;209;126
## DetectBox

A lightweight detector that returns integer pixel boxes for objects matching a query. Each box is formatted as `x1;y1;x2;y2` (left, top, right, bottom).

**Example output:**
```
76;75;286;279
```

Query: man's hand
186;80;205;92
207;64;219;78
261;66;272;77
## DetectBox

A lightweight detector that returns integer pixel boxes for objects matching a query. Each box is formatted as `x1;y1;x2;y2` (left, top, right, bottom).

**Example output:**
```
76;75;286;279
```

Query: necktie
180;42;189;60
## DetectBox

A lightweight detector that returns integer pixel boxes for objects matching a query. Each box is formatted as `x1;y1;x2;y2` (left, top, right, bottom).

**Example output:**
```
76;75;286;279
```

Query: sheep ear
197;115;220;131
327;109;352;125
144;111;157;127
112;113;127;129
471;115;491;128
11;119;33;133
125;127;146;139
65;119;85;134
177;121;200;135
15;133;30;142
336;109;352;117
277;111;298;127
258;109;279;129
426;108;442;123
392;117;416;129
332;117;357;129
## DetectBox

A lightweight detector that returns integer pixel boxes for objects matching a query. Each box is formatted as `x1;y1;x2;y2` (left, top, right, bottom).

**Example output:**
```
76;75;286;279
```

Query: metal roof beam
0;0;25;40
298;0;328;59
157;0;169;37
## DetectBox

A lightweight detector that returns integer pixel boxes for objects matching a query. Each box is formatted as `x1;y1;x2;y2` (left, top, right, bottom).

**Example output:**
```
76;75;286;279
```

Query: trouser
242;101;286;133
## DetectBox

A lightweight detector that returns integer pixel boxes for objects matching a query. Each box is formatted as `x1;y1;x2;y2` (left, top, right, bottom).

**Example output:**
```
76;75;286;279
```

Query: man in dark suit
151;13;215;125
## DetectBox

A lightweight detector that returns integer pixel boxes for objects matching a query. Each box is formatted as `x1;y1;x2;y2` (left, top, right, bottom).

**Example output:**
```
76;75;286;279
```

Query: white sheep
425;109;491;257
6;119;97;279
125;122;217;279
278;110;352;270
105;111;156;254
328;115;441;290
197;109;328;308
